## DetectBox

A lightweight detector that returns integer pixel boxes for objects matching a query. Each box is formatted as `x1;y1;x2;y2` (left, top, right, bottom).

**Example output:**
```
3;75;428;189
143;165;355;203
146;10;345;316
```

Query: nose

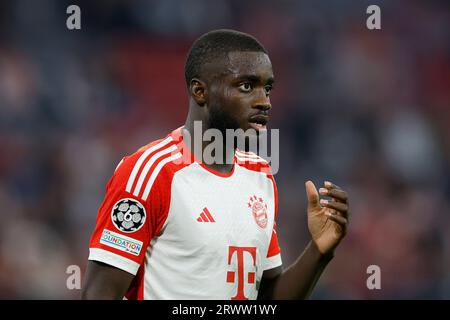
252;89;272;112
253;102;271;112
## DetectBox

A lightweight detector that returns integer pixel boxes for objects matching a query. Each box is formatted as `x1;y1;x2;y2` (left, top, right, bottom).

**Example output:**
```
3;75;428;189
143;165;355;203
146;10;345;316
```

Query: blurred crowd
0;0;449;299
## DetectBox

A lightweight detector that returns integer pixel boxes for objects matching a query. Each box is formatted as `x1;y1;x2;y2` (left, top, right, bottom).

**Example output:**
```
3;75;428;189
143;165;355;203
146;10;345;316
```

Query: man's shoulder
235;149;273;176
112;129;188;201
117;134;176;174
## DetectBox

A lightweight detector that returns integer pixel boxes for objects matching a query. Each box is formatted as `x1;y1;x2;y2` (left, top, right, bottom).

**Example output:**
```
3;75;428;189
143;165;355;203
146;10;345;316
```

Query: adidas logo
196;207;216;223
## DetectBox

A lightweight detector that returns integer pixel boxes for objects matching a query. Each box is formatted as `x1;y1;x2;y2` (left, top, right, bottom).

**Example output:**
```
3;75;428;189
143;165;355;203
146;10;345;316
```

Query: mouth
248;114;269;131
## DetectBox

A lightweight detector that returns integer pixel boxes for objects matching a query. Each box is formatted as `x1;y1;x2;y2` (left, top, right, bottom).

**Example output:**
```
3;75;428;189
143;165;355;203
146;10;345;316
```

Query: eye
264;85;273;95
238;82;253;92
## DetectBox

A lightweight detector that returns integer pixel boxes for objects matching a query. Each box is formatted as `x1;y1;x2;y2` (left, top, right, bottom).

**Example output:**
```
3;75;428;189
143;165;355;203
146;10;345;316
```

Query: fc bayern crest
247;195;268;229
111;198;146;233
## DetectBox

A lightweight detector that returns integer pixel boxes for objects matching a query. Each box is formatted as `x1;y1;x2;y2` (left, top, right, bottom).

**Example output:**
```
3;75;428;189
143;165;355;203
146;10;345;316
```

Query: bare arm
258;241;333;300
81;261;135;300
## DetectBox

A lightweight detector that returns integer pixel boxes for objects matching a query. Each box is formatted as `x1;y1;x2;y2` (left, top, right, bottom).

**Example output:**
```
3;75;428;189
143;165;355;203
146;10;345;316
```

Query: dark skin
82;51;349;299
183;51;274;174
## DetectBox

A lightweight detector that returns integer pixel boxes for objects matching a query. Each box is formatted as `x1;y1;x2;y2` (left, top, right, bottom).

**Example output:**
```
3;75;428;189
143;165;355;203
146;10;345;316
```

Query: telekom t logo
226;246;257;300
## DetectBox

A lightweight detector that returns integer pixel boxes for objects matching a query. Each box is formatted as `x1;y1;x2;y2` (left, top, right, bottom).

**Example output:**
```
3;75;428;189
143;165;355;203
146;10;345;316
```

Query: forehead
225;51;273;78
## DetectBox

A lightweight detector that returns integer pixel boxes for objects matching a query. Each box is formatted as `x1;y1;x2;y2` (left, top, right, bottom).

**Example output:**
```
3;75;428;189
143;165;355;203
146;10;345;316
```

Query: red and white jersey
88;127;282;300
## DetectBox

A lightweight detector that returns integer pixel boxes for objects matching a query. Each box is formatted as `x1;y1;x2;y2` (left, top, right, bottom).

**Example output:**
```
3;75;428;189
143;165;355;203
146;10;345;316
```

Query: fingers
324;181;340;190
307;180;350;218
320;199;349;218
318;180;350;219
325;212;348;228
305;180;320;209
319;187;348;203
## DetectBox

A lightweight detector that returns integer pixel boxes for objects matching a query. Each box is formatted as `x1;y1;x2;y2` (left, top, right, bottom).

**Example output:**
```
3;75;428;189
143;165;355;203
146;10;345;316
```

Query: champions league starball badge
111;198;146;233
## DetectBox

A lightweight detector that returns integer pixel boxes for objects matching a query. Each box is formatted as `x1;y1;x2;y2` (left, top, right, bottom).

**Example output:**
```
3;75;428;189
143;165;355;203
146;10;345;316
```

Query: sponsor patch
111;198;146;233
100;229;143;256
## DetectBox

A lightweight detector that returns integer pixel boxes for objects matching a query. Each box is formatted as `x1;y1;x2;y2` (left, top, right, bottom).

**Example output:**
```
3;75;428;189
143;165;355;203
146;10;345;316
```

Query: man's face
206;51;274;135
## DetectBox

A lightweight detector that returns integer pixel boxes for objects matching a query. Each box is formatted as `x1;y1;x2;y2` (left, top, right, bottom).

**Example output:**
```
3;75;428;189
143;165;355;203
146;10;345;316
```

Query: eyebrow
234;74;274;84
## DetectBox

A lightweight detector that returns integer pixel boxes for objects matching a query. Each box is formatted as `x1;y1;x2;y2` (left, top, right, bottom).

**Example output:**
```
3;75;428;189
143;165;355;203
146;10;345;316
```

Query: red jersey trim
266;174;281;259
171;126;237;178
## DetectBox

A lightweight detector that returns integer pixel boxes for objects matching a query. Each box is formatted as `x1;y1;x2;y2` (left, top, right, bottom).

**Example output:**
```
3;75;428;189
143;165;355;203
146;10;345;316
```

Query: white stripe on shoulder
125;136;173;193
142;152;182;201
133;144;178;196
236;150;260;159
235;154;268;163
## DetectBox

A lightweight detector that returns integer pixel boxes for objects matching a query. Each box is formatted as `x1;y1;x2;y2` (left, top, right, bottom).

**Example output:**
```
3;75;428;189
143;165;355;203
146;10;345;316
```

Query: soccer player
82;29;349;300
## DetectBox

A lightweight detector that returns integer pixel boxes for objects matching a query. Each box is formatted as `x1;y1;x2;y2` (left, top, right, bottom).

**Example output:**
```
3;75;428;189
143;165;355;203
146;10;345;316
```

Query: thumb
305;180;320;209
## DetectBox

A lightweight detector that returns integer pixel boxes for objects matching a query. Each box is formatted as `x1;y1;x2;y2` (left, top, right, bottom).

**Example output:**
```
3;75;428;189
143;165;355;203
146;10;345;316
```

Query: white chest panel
144;163;275;300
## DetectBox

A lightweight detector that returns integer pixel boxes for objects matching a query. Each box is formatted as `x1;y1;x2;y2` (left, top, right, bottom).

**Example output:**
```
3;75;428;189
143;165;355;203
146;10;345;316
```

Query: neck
183;108;235;174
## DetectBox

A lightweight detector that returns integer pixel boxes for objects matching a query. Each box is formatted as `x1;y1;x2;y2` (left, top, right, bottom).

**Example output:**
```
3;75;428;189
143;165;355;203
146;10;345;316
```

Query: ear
190;78;207;106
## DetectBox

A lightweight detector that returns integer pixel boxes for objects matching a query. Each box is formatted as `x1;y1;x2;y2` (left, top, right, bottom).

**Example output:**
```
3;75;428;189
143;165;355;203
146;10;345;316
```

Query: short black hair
185;29;268;87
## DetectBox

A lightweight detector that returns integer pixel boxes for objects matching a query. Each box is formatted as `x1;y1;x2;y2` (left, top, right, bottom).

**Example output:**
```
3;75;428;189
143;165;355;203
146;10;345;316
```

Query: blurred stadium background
0;0;449;299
